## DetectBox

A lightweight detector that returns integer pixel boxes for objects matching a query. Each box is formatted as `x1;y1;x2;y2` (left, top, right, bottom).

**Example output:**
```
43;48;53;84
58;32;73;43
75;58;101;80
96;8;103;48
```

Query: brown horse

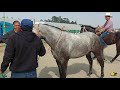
81;25;120;63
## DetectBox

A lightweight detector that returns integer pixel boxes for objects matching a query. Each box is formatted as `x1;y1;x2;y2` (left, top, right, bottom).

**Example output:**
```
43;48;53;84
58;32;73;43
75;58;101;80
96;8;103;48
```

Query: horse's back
66;32;100;58
78;32;99;41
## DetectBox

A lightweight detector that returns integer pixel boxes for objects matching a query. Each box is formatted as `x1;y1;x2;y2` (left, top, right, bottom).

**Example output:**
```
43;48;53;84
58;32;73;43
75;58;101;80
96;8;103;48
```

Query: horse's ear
81;25;84;27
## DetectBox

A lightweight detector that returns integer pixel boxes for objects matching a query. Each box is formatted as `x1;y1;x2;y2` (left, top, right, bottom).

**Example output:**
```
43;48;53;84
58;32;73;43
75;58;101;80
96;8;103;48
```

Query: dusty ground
0;43;120;78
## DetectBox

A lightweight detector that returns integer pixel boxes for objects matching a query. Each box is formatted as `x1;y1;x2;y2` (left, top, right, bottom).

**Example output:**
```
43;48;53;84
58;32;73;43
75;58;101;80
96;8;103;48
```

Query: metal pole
3;12;6;35
3;12;6;46
34;19;35;25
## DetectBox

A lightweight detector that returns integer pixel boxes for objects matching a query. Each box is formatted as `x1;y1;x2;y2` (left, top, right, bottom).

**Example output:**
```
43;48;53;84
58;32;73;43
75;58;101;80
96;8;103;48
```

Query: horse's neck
87;26;95;33
42;26;63;49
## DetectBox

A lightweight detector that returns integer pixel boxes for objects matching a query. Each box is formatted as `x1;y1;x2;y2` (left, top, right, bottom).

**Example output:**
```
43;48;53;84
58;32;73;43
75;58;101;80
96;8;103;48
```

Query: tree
74;21;77;24
61;18;69;23
42;16;77;24
47;19;52;22
44;19;48;22
70;21;75;24
58;16;62;23
70;21;77;24
40;19;43;21
52;16;58;22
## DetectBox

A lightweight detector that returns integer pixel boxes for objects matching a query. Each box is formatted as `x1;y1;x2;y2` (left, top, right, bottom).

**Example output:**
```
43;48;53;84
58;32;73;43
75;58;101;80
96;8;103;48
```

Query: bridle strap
82;26;88;32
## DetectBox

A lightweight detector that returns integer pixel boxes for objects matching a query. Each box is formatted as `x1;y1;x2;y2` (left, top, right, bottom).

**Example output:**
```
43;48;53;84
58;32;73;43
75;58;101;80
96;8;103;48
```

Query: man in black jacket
0;20;21;43
0;19;46;78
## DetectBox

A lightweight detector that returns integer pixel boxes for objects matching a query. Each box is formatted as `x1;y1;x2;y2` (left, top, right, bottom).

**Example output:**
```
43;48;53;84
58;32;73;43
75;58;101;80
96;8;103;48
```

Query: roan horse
33;24;104;78
81;25;120;63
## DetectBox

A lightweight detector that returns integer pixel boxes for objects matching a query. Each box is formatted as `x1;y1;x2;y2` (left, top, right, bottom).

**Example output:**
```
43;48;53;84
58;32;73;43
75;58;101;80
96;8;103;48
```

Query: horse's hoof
87;73;92;77
93;57;96;59
100;76;103;78
100;75;104;78
110;60;113;63
104;59;107;62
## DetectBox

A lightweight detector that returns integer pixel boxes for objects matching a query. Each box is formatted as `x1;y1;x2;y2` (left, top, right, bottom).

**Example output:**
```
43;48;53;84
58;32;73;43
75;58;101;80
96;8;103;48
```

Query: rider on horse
95;13;113;47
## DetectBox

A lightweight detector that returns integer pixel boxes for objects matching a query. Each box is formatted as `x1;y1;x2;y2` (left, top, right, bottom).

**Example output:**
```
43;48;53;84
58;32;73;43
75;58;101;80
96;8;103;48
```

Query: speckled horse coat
33;24;104;78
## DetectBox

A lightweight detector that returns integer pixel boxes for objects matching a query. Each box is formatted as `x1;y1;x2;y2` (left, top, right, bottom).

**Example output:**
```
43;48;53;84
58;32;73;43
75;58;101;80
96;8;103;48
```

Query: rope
46;26;64;54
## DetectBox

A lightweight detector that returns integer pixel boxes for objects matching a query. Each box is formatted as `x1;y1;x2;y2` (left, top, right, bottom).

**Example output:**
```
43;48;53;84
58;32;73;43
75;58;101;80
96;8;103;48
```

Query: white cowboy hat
105;13;112;17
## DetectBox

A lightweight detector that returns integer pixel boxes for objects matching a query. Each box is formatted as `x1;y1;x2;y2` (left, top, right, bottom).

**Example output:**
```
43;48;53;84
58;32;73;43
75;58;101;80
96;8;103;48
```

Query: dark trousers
99;31;110;46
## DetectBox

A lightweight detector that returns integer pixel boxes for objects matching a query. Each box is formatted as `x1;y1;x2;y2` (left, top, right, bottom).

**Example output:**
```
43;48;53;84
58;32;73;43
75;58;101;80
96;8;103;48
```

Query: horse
80;25;97;33
33;24;104;78
81;25;120;63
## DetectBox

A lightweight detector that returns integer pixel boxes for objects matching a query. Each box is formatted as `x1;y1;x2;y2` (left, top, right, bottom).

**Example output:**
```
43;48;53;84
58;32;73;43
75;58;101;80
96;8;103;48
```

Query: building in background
0;17;17;38
35;21;82;34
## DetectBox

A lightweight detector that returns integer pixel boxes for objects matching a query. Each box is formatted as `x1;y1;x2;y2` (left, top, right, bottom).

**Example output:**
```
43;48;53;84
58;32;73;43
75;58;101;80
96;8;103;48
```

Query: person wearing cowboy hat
96;13;113;47
96;13;113;34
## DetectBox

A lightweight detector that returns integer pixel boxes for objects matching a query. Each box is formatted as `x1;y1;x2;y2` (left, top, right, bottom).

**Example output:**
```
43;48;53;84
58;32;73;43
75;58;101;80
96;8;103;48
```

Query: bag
0;73;7;78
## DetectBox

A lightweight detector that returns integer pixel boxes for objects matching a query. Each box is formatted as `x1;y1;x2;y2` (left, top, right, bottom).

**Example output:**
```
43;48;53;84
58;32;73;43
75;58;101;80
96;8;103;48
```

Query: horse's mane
81;24;96;29
44;24;96;31
43;24;63;30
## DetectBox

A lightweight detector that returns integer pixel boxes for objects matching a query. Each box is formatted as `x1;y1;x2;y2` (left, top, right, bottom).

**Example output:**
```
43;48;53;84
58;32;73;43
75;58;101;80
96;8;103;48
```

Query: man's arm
0;36;15;73
99;21;113;33
1;32;10;43
38;39;46;56
104;21;113;30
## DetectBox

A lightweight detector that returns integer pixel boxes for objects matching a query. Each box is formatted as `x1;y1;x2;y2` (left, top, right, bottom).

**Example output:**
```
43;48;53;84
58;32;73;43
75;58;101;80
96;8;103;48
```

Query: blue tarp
0;21;13;37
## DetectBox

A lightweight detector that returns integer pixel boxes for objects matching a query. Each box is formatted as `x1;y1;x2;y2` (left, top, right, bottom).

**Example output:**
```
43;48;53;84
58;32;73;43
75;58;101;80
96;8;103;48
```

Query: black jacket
1;31;46;73
1;30;16;44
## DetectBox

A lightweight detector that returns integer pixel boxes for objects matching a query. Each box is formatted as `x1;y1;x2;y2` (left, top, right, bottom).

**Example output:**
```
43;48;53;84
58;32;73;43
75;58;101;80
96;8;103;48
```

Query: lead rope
44;26;65;54
55;26;66;47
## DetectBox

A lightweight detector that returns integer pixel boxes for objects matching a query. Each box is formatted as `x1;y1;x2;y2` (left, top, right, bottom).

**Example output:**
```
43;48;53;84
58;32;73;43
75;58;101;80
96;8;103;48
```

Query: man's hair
13;20;20;25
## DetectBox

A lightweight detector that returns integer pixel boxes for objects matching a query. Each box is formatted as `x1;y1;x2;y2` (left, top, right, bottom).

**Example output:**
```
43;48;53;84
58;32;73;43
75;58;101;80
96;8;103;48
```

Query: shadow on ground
38;63;99;78
104;55;120;63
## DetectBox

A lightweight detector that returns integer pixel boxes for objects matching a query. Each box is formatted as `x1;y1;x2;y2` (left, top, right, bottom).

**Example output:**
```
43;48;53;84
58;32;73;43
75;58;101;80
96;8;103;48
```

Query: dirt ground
0;43;120;78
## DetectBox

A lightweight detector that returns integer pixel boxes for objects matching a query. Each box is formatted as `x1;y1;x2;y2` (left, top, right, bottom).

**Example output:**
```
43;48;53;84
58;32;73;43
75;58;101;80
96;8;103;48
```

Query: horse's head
80;25;87;33
33;24;44;39
81;25;96;33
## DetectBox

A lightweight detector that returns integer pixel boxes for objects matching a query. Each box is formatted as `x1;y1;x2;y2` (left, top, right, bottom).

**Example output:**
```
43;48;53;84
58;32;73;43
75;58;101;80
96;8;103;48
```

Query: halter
34;24;42;38
54;26;66;47
82;26;88;32
36;24;66;48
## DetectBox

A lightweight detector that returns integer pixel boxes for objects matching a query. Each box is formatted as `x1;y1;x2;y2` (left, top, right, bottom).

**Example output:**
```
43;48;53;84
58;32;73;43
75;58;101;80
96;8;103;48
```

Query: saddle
102;31;116;45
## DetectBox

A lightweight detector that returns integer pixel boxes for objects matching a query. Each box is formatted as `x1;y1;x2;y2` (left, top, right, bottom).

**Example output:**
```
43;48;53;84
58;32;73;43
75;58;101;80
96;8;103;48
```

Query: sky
0;12;120;28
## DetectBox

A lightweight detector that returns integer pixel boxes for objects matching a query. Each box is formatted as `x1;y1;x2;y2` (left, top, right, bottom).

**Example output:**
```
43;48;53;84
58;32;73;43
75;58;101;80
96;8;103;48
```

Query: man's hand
0;69;3;74
96;31;101;36
96;28;106;35
100;28;105;32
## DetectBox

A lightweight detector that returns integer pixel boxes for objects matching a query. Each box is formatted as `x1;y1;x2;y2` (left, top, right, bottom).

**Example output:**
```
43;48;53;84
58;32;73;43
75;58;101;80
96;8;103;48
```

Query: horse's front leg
51;50;69;78
56;59;69;78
